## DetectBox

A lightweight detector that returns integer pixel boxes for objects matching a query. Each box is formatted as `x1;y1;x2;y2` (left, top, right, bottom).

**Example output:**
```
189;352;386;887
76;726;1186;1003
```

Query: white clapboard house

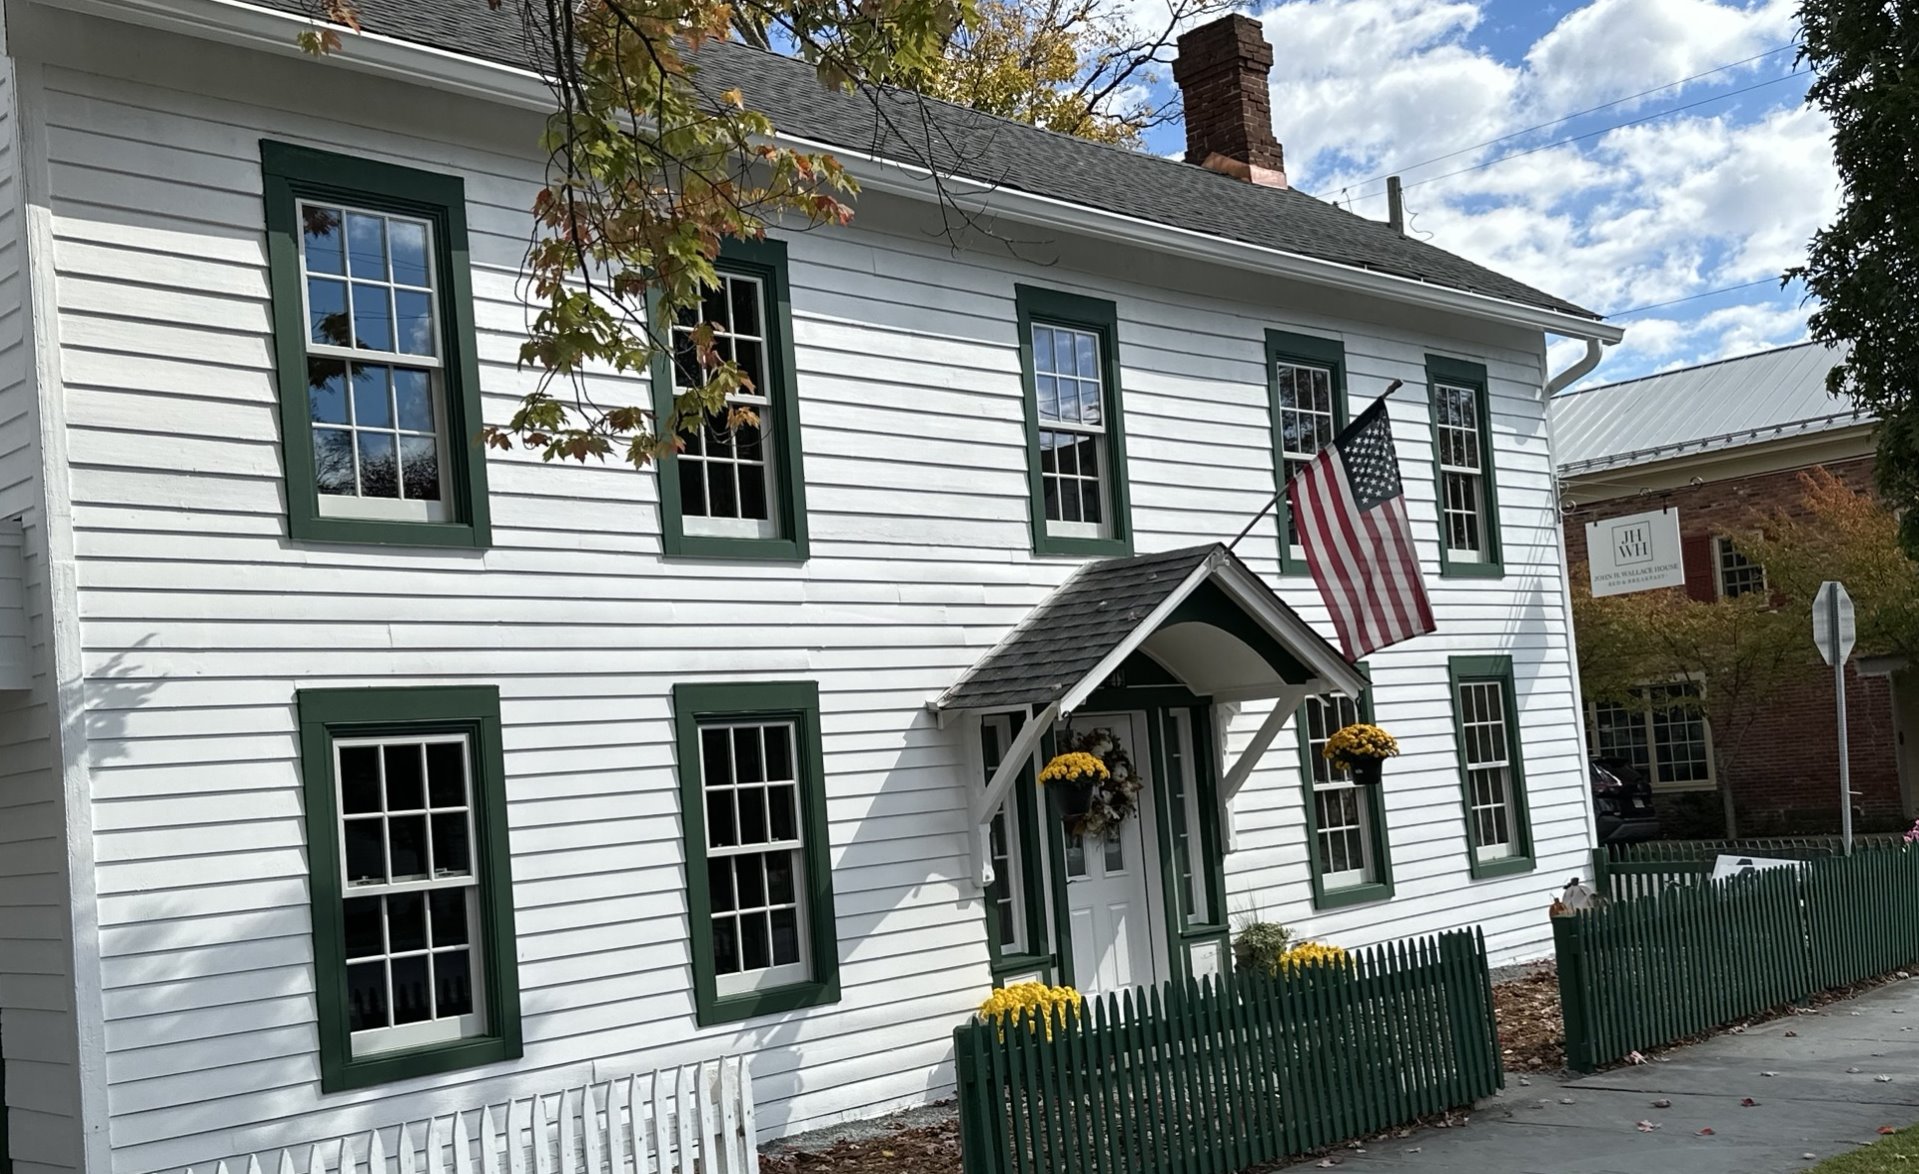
0;2;1624;1172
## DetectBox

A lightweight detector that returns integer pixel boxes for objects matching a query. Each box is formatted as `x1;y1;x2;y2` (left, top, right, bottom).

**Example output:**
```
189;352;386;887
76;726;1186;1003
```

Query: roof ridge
1557;339;1833;399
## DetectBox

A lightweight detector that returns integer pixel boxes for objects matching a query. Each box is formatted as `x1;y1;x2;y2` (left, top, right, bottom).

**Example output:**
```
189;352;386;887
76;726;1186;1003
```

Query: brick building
1552;343;1916;838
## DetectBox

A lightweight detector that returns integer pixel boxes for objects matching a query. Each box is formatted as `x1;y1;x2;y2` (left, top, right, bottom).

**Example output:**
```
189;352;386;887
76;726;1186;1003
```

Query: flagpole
1227;378;1406;552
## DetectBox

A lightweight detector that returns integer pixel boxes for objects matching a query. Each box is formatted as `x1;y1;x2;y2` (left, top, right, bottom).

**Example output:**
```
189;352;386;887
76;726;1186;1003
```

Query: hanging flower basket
1324;722;1399;787
1038;729;1143;837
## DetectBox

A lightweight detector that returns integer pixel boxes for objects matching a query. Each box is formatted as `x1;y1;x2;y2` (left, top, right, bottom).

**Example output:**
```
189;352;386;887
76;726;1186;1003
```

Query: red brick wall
1565;457;1907;836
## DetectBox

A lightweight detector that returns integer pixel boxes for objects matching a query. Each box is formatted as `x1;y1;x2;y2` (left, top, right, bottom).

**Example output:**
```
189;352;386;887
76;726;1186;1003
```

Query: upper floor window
1266;331;1347;573
651;239;810;562
1427;357;1502;577
674;682;839;1024
1448;656;1534;878
263;141;490;548
1016;286;1132;557
298;686;520;1090
1715;538;1767;599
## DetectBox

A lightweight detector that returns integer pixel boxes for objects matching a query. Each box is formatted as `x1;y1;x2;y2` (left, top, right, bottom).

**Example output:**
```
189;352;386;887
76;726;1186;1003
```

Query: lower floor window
675;682;840;1024
1449;657;1534;875
298;686;520;1091
1587;683;1713;789
1299;681;1393;906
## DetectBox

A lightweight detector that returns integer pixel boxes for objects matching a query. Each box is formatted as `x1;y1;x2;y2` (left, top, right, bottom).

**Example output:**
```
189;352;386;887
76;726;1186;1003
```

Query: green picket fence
952;930;1501;1174
1591;836;1906;903
1556;847;1919;1071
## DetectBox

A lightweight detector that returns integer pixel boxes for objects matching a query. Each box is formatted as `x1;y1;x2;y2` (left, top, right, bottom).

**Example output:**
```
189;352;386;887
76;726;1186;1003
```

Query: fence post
1591;846;1612;903
1551;914;1594;1073
953;1025;997;1174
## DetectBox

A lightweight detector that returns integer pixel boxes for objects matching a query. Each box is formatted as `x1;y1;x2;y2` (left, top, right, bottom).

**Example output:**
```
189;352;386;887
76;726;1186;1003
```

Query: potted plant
1038;750;1106;821
1323;722;1399;786
1038;727;1144;835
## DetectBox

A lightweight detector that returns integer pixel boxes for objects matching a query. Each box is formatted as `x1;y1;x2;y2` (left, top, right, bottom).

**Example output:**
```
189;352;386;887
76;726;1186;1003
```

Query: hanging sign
1585;508;1685;597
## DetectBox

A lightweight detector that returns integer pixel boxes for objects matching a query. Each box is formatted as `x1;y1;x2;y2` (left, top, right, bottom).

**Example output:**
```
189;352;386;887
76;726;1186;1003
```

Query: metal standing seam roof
1551;342;1869;476
249;0;1600;320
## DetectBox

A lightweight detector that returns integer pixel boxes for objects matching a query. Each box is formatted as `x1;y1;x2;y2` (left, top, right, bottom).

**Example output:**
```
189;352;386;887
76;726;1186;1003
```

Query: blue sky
1136;0;1829;389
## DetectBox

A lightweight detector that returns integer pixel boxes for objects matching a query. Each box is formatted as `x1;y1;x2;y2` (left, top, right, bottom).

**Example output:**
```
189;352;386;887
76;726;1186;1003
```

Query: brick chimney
1172;14;1287;188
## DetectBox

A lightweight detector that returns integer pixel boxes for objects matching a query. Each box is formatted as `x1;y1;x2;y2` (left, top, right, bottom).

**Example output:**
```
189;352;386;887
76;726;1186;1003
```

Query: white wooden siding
0;47;85;1174
22;11;1590;1174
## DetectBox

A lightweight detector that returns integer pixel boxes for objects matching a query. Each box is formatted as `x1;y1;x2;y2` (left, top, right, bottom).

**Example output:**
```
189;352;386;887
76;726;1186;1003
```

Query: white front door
1062;711;1163;995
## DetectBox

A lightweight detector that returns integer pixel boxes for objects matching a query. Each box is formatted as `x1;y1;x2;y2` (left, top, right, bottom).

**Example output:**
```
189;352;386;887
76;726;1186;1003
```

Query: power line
1396;67;1810;194
1605;275;1796;319
1350;42;1800;198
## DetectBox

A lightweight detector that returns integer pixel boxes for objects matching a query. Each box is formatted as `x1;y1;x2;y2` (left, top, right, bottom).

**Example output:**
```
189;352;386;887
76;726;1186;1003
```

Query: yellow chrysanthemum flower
978;982;1083;1038
1275;941;1351;973
1038;751;1109;786
1324;722;1399;761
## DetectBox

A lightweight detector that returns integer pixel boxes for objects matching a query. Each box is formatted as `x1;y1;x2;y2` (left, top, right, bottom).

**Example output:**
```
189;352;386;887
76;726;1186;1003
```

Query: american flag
1289;398;1435;660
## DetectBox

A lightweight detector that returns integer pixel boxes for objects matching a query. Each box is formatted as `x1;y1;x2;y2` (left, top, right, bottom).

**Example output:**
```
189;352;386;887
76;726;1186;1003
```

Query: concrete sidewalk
1333;977;1919;1173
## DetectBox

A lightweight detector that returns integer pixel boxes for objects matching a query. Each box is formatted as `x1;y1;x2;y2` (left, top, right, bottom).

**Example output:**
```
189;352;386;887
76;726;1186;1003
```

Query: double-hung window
1587;683;1713;790
1427;356;1501;576
299;686;519;1090
1715;538;1767;599
1297;674;1394;907
1447;656;1534;878
1016;286;1131;556
980;714;1049;976
674;682;838;1024
263;142;490;547
1267;332;1347;572
650;239;809;561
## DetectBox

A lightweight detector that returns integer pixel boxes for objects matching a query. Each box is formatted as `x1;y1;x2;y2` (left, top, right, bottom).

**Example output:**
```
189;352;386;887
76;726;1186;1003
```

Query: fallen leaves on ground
757;1118;960;1174
1493;965;1566;1072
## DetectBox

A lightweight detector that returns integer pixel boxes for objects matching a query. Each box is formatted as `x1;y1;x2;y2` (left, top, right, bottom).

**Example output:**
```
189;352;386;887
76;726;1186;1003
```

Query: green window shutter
673;681;840;1025
1446;655;1536;879
1296;665;1395;909
649;238;810;562
261;141;492;548
1015;285;1133;557
1426;355;1502;578
1265;331;1348;575
298;686;521;1091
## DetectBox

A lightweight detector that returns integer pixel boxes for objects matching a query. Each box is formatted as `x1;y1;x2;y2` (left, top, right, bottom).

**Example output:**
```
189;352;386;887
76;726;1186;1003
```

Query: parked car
1591;757;1659;844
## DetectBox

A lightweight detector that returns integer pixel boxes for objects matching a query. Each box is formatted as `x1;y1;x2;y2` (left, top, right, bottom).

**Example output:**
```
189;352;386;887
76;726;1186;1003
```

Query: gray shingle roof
937;545;1219;711
1552;342;1867;475
254;0;1598;319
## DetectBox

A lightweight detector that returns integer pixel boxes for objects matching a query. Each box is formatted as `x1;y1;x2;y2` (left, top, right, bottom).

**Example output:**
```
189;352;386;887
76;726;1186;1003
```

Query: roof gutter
55;0;1624;343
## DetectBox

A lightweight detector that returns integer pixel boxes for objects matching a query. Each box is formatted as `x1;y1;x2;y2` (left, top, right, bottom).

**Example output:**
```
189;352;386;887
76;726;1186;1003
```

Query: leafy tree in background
1792;0;1919;556
903;0;1228;146
1573;580;1801;838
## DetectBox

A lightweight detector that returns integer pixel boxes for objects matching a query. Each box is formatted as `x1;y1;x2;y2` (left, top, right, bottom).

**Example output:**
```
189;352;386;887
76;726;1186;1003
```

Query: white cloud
1252;0;1836;382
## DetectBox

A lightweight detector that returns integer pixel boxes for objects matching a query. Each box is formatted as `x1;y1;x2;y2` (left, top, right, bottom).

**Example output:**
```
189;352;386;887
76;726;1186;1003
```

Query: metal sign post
1813;581;1858;852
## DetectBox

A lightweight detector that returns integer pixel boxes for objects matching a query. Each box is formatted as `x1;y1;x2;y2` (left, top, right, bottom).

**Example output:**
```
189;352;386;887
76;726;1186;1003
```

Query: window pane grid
1717;539;1767;598
1305;693;1374;884
1458;680;1516;858
1277;364;1336;548
700;720;806;980
1435;385;1485;555
673;273;776;523
299;201;446;510
1034;323;1108;528
334;735;483;1042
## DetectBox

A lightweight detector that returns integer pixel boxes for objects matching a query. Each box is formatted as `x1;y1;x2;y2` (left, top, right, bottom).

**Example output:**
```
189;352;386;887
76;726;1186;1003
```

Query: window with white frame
1433;383;1487;560
1586;683;1713;789
671;272;778;537
982;715;1031;956
1457;679;1518;861
1715;537;1767;599
1162;708;1211;925
699;718;809;995
336;734;485;1056
1275;362;1338;549
1033;321;1111;538
299;202;449;522
1303;692;1376;887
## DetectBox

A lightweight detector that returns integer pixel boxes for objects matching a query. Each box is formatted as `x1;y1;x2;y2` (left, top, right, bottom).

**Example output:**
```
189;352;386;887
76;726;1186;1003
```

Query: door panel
1062;711;1162;995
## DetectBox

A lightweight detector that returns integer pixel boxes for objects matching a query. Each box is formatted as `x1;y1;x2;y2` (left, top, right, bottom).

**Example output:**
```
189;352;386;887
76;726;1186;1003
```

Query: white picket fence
181;1058;757;1174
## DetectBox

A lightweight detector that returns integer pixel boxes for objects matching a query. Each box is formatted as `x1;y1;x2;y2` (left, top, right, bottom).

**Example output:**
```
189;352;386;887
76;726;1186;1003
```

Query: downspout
1543;334;1613;863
